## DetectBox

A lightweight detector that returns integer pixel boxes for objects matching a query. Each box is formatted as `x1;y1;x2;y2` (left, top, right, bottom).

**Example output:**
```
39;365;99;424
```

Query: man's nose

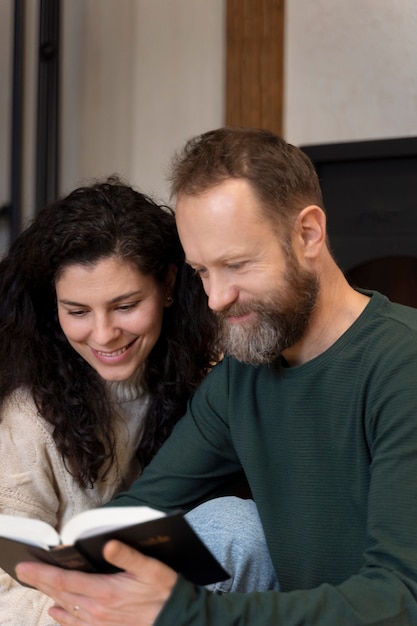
206;278;239;312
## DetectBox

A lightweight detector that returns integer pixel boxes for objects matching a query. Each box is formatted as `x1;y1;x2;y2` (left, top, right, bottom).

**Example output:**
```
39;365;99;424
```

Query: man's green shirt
111;292;417;625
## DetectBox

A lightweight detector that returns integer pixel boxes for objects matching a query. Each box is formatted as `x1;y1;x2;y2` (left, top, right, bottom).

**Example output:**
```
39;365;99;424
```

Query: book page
61;506;166;545
0;514;60;548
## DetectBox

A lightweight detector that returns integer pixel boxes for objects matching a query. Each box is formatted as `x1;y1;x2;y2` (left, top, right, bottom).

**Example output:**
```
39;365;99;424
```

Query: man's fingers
103;540;147;573
16;561;104;597
103;540;178;586
16;545;178;625
16;542;177;592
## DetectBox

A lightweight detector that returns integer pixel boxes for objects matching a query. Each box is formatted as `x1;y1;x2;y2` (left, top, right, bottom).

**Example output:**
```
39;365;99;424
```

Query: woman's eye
68;309;87;317
116;302;138;312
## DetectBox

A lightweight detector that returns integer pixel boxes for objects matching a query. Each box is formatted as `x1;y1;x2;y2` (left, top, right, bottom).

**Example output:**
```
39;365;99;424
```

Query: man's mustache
215;302;263;321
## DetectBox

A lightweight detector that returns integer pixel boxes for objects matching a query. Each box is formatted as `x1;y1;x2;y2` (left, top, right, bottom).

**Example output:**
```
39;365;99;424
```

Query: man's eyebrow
186;254;245;267
58;290;144;306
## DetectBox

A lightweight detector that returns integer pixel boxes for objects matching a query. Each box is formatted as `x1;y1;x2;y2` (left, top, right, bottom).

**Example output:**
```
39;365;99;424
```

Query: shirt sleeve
110;359;243;512
156;572;417;626
155;346;417;625
113;348;417;625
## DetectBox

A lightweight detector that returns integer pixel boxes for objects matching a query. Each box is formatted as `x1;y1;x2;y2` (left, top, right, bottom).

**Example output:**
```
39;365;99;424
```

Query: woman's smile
90;338;138;363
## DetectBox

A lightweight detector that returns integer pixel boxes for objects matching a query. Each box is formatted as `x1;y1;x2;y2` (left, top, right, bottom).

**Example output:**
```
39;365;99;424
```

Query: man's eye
228;263;243;270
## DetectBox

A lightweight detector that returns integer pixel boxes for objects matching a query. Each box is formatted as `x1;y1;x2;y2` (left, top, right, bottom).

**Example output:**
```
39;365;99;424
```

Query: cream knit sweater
0;376;149;626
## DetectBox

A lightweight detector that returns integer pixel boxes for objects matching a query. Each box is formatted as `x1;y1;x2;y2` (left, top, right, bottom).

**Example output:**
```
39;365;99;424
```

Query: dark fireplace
301;137;417;308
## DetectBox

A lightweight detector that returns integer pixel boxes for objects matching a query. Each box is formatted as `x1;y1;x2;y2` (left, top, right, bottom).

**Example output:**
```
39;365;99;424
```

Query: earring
165;295;174;305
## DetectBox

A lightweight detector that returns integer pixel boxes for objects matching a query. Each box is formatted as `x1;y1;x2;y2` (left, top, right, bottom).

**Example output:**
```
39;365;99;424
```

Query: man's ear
293;205;327;260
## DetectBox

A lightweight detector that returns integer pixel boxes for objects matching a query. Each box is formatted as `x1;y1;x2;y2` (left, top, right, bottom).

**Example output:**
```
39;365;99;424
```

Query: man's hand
16;540;178;625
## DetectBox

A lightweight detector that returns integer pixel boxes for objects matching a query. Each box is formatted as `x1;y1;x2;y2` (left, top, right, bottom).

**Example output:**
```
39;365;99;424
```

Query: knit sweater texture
0;375;149;625
111;291;417;625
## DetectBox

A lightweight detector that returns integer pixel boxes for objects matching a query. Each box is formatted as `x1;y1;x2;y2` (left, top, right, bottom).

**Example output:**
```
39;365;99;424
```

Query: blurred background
1;0;417;258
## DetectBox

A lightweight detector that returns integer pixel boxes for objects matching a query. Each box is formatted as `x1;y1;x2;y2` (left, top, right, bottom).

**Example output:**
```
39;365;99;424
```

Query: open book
0;506;229;587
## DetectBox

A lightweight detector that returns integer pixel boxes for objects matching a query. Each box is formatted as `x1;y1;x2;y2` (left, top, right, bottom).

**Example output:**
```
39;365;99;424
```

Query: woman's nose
90;317;120;345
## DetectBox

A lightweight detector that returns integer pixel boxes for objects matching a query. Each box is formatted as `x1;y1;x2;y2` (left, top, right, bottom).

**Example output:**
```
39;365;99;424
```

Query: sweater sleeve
0;390;64;626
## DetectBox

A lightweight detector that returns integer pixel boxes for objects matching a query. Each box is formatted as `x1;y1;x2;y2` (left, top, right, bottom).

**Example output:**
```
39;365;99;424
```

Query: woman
0;177;219;624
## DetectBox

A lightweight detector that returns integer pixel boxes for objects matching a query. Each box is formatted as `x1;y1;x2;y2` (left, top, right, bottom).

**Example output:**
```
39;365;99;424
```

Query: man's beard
215;257;319;365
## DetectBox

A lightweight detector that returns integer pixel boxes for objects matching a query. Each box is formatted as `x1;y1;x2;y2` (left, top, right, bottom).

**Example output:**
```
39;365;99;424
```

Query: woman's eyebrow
58;290;144;307
107;290;144;304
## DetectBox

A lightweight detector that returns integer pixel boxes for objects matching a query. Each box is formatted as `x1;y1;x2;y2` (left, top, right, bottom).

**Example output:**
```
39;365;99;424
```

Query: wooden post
226;0;284;135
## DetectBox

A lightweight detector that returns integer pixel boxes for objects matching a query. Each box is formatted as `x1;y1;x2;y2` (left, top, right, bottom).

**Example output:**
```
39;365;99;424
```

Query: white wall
2;0;417;228
61;0;417;201
284;0;417;146
60;0;225;204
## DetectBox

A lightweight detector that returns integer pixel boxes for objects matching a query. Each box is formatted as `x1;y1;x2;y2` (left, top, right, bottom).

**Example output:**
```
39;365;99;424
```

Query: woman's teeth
97;345;128;357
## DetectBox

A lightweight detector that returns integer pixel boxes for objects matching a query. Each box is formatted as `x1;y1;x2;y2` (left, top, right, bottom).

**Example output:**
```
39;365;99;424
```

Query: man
17;128;417;625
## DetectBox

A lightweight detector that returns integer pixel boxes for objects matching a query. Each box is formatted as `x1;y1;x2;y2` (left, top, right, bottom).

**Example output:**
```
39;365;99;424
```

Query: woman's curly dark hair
0;177;217;488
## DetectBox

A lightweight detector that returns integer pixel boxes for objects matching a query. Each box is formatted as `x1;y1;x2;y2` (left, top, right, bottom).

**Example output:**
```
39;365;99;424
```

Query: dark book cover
0;512;229;587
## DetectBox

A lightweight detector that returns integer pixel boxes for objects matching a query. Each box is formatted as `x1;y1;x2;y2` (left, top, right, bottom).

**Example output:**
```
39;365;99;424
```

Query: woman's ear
293;205;327;260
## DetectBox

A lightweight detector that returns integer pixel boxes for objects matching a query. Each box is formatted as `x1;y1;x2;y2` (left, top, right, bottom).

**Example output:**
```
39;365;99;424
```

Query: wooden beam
226;0;284;135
